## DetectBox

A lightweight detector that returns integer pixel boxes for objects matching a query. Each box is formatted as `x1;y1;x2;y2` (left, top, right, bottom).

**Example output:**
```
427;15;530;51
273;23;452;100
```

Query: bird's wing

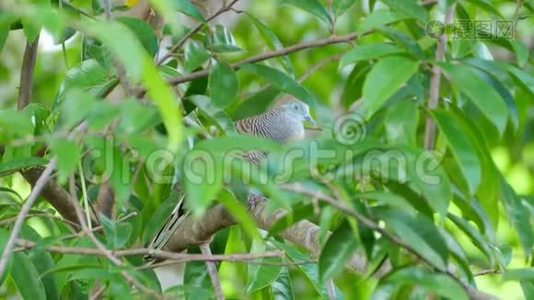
234;116;269;165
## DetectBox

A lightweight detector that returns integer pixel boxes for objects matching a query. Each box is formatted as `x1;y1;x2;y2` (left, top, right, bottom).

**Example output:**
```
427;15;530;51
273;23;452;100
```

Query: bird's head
280;101;315;126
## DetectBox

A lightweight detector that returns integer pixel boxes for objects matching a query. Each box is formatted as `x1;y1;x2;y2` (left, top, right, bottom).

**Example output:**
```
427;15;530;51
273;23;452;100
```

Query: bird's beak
304;115;316;126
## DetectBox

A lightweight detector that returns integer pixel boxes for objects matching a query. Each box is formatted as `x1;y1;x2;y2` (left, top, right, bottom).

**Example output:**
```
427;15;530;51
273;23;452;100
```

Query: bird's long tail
145;193;187;261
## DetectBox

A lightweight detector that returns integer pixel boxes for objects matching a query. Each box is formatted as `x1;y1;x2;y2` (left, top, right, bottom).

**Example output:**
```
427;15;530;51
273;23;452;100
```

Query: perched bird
146;100;315;258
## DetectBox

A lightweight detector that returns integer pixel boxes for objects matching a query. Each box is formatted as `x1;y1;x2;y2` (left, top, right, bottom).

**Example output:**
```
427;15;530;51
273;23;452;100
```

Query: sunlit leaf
362;55;419;118
11;252;47;300
332;0;357;16
439;62;508;135
433;110;482;195
339;44;404;68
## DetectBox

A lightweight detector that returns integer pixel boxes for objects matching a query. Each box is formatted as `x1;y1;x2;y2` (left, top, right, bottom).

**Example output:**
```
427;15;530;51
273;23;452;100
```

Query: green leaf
0;157;48;177
439;62;508;135
116;17;158;57
142;57;183;152
384;100;418;146
357;10;407;34
339;43;404;68
500;178;534;257
381;0;429;23
271;240;329;298
375;267;468;300
218;189;260;240
448;213;494;265
0;12;17;53
174;0;205;21
432;110;482;195
245;12;293;75
58;89;98;129
332;0;357;16
240;64;316;106
187;95;235;133
510;40;529;67
319;220;358;282
183;149;224;216
341;61;371;109
504;269;534;281
506;65;534;96
207;25;241;53
0;229;11;285
20;226;60;300
377;27;425;59
247;258;282;293
282;0;332;25
184;40;210;72
362;55;419;118
82;19;146;81
378;210;448;271
11;252;47;300
55;59;111;106
49;138;80;182
209;61;238;108
272;267;295;300
100;214;133;249
471;66;519;130
118;98;159;134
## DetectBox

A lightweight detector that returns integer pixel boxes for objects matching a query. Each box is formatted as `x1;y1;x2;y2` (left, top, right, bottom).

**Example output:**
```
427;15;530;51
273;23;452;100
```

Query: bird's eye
293;104;299;110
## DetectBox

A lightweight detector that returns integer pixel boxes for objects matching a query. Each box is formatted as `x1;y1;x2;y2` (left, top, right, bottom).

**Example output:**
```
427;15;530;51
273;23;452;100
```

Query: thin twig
0;159;57;279
156;0;240;65
474;269;502;277
423;5;455;150
15;239;282;262
142;256;313;270
200;243;225;300
166;33;357;86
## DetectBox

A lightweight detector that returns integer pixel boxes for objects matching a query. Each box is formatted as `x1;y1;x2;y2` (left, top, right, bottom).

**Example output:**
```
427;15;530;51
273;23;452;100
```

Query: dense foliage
1;0;534;299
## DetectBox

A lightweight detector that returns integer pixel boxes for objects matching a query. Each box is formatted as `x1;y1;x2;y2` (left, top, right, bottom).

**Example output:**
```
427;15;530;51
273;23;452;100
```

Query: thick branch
162;202;368;273
21;167;80;225
17;35;39;110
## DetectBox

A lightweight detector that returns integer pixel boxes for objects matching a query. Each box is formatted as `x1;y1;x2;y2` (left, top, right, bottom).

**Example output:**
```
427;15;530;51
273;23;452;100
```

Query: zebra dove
146;100;314;258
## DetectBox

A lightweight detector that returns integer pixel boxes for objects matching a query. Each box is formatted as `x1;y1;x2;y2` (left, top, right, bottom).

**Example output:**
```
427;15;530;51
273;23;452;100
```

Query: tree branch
0;159;57;279
166;33;357;86
15;239;282;262
17;34;39;110
21;167;80;225
423;5;455;150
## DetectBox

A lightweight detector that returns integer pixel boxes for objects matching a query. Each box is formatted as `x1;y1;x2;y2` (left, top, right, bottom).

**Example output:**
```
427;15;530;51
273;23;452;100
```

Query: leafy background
1;0;534;299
